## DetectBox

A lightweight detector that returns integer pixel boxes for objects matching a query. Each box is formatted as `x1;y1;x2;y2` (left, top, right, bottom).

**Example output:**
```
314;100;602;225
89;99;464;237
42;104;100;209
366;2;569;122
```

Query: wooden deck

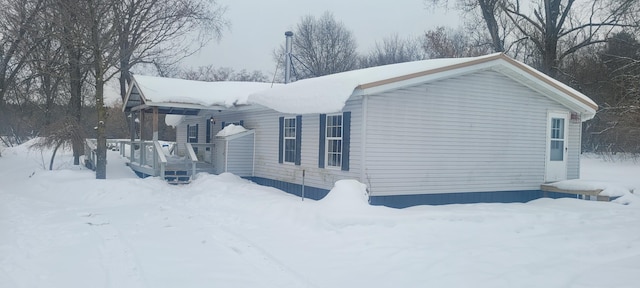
540;184;610;201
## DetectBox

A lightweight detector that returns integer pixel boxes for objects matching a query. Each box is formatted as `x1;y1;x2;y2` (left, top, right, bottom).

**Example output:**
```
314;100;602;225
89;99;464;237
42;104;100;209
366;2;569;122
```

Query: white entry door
545;112;568;182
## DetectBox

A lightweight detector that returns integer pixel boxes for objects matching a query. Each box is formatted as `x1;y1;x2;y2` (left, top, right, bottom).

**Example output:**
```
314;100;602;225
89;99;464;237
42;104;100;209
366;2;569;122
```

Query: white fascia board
495;63;596;121
129;102;209;113
355;60;499;97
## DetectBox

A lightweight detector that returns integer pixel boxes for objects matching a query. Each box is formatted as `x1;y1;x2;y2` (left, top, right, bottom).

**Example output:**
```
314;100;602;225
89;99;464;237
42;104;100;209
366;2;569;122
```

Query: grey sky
182;0;460;75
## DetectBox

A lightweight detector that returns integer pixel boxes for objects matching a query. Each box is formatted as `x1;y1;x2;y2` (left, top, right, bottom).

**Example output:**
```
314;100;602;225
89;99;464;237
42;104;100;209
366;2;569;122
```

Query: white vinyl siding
213;131;254;177
567;120;581;179
175;117;205;156
206;100;361;191
363;70;579;197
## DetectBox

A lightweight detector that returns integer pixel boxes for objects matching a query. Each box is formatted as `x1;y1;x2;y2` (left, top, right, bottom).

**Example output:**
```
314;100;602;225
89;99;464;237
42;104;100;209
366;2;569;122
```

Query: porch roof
123;75;279;114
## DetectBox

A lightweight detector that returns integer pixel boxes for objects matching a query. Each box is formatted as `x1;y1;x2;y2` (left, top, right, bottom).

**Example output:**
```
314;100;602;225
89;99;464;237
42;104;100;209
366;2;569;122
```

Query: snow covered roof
248;53;598;119
123;75;279;115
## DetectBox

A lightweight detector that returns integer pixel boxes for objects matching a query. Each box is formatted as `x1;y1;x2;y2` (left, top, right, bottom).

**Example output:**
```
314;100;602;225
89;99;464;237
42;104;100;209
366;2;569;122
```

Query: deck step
164;170;191;184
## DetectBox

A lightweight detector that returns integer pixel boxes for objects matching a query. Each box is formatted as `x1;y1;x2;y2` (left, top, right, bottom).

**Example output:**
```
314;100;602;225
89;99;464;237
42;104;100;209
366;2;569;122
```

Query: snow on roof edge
248;53;597;116
128;75;280;109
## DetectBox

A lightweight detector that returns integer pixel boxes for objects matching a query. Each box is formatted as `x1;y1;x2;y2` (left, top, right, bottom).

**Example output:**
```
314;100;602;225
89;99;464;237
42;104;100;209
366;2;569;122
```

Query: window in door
550;118;564;161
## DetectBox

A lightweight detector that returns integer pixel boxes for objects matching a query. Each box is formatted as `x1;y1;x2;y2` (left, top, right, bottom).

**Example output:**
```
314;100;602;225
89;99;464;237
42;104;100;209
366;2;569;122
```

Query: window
326;114;343;167
187;124;198;143
283;117;296;163
550;118;564;161
278;116;301;165
318;112;350;171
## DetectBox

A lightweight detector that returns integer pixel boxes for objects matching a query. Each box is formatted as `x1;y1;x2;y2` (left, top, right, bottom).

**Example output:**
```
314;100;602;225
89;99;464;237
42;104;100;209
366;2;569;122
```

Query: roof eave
498;56;598;112
354;53;597;121
356;53;504;91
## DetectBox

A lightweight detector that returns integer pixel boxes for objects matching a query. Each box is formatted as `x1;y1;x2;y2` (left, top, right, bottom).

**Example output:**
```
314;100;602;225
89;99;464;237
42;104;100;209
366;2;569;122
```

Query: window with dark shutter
280;116;302;165
319;112;350;171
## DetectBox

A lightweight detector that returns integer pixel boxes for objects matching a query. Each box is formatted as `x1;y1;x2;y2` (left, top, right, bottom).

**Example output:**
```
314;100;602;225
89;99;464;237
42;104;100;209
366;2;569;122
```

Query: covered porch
120;78;225;183
116;75;273;183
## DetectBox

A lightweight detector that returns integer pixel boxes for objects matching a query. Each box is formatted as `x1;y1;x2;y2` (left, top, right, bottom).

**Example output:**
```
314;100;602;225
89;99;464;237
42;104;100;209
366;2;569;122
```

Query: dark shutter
239;120;244;126
206;119;211;143
186;124;190;142
318;114;326;168
278;117;284;163
295;115;302;165
341;112;351;171
221;122;225;129
194;124;199;143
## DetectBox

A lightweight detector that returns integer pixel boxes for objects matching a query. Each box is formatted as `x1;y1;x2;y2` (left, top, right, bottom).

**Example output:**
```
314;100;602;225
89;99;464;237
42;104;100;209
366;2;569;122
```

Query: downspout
361;95;369;201
252;131;256;177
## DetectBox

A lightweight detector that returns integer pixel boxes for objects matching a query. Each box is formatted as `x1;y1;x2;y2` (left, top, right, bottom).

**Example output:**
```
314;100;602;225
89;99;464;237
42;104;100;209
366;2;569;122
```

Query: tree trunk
69;48;83;165
479;0;504;52
542;0;561;78
90;0;107;179
95;77;107;179
49;141;64;170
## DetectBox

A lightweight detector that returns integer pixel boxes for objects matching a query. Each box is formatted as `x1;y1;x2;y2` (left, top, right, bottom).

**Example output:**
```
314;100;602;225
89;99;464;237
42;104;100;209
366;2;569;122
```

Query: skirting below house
369;190;576;208
245;177;580;208
245;177;330;200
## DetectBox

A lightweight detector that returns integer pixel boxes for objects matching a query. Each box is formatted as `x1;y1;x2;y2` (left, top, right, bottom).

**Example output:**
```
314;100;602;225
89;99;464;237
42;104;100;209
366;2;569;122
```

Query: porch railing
117;139;168;177
185;142;198;177
84;139;98;170
154;141;168;177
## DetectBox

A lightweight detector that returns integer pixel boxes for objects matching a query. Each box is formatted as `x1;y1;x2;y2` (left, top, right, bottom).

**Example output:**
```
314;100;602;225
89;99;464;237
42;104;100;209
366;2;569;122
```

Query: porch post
152;107;159;141
129;112;135;161
139;109;145;166
139;110;145;141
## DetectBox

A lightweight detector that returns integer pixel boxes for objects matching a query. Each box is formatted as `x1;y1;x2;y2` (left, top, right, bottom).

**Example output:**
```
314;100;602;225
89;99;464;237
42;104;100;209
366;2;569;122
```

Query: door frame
544;110;569;182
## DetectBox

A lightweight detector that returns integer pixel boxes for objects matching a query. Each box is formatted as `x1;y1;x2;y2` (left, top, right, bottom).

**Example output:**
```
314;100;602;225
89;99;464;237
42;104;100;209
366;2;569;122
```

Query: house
124;53;597;207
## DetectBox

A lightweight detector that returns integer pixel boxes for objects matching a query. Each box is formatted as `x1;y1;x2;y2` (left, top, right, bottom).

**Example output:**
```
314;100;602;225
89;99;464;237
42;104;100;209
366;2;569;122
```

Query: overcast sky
182;0;461;75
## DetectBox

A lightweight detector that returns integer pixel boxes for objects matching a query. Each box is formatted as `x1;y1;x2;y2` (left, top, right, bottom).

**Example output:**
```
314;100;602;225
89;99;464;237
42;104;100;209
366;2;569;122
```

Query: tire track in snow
82;213;147;288
210;225;318;288
162;203;319;288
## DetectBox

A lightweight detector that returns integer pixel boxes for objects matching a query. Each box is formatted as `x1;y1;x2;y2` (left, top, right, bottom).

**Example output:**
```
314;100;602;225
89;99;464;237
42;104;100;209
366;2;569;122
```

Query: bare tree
82;0;121;179
276;11;358;80
0;0;46;136
47;0;93;165
360;34;426;68
180;65;268;82
26;13;66;129
427;0;506;52
32;116;85;170
573;31;640;153
113;0;227;102
428;0;639;77
423;26;493;58
501;0;638;77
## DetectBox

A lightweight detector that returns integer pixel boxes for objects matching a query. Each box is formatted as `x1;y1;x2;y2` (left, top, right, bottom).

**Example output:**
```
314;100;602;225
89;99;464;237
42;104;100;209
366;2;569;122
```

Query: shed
212;125;255;177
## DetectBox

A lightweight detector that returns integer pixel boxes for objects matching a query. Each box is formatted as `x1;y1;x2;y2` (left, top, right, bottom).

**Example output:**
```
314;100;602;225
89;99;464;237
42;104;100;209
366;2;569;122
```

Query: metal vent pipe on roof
284;31;293;84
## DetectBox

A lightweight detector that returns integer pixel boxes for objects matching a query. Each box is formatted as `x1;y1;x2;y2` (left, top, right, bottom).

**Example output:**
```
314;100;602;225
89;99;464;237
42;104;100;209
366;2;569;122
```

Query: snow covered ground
1;142;639;288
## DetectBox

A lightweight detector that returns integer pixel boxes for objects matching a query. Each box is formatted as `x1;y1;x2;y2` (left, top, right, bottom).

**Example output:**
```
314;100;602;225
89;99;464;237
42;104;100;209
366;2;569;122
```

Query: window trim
319;112;350;171
283;117;297;164
279;115;302;165
325;113;343;169
187;124;198;143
